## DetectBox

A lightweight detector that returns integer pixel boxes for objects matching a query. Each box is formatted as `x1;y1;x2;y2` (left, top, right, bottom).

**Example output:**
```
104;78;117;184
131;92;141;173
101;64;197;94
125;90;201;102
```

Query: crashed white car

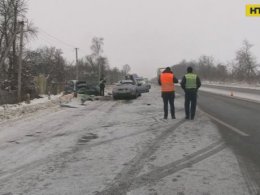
112;80;140;99
136;78;151;93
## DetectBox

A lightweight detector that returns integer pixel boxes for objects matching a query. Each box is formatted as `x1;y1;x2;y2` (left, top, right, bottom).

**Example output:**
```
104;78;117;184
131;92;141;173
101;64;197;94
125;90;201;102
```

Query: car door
136;80;147;93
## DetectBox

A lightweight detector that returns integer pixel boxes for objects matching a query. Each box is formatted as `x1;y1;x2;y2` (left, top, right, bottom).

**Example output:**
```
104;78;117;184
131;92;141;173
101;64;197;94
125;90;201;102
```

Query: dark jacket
99;79;106;89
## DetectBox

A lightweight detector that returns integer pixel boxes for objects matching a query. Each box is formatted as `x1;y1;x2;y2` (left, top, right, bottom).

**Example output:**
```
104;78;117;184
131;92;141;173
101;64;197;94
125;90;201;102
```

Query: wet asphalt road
197;91;260;137
176;86;260;144
176;86;260;190
198;90;260;192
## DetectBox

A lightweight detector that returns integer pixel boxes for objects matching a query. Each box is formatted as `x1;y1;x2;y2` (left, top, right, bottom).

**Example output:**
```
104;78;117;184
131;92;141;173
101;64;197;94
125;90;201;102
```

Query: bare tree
122;64;131;75
0;0;37;89
198;55;215;80
0;0;27;68
216;63;228;82
27;47;66;83
91;37;104;57
234;40;258;82
89;37;109;81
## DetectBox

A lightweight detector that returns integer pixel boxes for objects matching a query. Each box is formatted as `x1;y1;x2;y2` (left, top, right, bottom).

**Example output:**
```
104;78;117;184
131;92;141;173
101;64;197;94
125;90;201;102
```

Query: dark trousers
162;92;175;118
100;88;105;96
185;90;197;119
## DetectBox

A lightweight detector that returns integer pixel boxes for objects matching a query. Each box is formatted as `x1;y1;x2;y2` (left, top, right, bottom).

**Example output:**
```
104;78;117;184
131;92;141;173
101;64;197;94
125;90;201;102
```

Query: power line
37;33;75;53
34;27;91;57
38;27;77;48
37;33;58;46
37;34;89;57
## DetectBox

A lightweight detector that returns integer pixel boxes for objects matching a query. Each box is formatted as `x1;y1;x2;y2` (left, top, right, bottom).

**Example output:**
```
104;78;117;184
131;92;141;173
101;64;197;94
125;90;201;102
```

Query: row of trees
173;40;260;83
0;0;130;102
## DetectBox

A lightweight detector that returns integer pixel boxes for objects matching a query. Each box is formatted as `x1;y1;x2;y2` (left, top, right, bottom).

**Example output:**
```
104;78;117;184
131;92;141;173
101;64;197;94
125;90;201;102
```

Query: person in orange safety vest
158;67;178;119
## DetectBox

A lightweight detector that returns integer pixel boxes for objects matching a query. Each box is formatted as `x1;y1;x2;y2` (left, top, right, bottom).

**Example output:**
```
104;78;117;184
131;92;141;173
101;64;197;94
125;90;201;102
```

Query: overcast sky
27;0;260;79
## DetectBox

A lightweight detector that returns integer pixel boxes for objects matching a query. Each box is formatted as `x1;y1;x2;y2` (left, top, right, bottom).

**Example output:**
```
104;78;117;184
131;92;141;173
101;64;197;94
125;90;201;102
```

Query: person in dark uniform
158;67;178;119
181;66;201;120
99;78;106;96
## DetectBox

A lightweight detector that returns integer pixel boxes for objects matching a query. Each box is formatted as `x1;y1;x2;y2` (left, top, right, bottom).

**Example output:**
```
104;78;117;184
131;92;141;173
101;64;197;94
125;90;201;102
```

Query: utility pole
75;48;79;80
17;21;24;102
98;60;101;83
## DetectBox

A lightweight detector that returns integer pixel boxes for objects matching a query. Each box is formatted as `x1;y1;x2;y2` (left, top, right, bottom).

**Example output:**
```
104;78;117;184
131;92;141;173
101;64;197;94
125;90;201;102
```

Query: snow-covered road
0;86;251;195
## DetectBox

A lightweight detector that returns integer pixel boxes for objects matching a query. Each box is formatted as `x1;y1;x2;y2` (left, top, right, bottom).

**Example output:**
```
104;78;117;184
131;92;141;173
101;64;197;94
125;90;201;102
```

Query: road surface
176;85;260;194
198;91;260;194
0;85;256;195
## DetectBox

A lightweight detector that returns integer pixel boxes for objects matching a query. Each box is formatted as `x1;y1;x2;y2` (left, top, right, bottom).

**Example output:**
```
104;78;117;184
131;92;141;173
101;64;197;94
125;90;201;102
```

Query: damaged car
112;80;140;99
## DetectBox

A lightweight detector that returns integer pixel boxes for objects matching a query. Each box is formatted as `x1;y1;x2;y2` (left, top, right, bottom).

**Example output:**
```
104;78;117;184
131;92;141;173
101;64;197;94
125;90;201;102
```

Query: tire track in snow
130;141;225;190
95;119;186;195
0;101;107;155
235;154;260;195
86;118;180;149
0;101;113;185
97;140;225;195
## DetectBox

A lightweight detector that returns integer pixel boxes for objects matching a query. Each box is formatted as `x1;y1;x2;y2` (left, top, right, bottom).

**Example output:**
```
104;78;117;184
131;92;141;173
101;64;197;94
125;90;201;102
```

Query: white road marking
199;108;250;137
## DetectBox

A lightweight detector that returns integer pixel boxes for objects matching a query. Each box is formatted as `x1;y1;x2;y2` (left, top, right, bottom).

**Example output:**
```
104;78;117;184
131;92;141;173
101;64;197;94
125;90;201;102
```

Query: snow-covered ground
0;85;253;195
0;94;65;122
0;85;114;122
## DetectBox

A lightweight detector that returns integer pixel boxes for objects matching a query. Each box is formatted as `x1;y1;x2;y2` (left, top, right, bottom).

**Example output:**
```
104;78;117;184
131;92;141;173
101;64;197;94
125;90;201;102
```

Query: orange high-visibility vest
160;73;175;92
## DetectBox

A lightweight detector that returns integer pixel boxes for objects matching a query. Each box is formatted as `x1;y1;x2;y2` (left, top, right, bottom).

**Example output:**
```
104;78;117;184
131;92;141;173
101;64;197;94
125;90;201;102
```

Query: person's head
165;67;171;71
187;66;193;73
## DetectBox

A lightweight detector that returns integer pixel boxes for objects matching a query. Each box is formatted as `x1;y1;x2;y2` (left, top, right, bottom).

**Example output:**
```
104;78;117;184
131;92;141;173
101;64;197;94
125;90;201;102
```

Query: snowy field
0;85;252;195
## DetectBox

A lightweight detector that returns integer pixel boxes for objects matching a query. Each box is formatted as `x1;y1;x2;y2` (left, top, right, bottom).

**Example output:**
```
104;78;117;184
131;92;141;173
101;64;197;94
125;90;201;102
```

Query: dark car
64;80;100;96
64;80;77;95
77;82;100;96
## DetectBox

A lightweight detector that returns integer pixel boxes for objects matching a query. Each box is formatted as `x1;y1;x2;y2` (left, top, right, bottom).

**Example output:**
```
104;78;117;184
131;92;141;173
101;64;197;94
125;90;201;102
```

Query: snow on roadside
0;94;67;122
200;81;260;103
203;81;260;90
200;87;260;103
0;84;114;122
